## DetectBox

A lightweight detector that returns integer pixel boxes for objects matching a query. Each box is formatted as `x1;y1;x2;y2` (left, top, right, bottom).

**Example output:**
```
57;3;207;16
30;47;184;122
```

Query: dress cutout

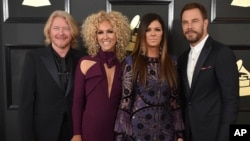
72;51;123;141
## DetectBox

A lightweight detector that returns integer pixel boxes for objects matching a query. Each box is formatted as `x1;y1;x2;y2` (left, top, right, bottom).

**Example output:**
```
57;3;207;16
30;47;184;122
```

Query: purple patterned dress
114;56;184;141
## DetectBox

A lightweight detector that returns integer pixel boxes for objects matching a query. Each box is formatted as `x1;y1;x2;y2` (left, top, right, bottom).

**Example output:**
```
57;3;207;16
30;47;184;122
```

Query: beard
184;29;203;44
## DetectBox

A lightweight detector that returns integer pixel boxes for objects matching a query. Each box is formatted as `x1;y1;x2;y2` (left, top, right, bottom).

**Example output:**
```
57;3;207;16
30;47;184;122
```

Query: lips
103;41;111;45
56;35;67;40
148;39;158;41
186;30;196;35
57;38;66;40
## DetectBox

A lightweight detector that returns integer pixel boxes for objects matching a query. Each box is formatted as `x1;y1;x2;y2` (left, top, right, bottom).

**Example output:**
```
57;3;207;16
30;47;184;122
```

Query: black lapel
182;50;192;97
41;47;64;91
65;50;82;96
191;37;213;90
65;60;73;96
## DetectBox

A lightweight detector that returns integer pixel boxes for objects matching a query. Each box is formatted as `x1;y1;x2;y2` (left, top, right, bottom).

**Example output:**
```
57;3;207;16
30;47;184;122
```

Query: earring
96;44;100;49
115;43;119;48
159;45;162;55
140;47;145;56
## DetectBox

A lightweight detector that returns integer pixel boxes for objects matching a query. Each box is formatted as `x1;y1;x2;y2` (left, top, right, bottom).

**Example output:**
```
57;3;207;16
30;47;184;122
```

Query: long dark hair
131;13;177;89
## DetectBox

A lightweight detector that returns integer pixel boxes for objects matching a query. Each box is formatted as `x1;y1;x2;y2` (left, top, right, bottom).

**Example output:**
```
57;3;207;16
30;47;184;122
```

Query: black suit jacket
178;36;239;141
18;45;82;141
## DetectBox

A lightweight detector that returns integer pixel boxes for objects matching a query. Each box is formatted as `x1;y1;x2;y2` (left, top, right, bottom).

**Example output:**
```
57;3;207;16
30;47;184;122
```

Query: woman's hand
71;135;82;141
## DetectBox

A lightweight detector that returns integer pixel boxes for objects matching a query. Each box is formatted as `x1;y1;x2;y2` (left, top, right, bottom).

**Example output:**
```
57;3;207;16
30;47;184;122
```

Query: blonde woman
71;11;130;141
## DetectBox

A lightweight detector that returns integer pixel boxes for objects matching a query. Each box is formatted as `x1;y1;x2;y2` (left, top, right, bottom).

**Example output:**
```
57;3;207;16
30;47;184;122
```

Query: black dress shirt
51;48;72;92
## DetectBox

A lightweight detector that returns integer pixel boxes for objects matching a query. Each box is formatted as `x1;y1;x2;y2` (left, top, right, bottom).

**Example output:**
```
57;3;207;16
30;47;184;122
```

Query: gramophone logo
127;15;140;52
237;59;250;96
22;0;51;7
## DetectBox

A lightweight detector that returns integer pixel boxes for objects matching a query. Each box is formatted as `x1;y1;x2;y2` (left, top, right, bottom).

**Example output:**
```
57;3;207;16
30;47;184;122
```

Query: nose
187;22;193;29
150;30;156;36
58;28;65;34
59;29;63;34
103;33;108;39
59;27;69;34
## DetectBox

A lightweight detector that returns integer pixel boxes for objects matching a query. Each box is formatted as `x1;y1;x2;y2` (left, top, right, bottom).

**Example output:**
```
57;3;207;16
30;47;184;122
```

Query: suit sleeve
72;59;86;135
18;51;36;141
215;46;239;141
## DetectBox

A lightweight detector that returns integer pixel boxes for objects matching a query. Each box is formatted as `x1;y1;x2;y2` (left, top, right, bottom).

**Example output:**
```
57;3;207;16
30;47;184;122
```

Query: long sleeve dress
114;56;184;141
72;51;123;141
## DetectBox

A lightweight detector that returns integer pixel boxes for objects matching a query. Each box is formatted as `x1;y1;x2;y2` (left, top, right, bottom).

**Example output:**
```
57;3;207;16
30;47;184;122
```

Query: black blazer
178;36;239;141
18;46;82;141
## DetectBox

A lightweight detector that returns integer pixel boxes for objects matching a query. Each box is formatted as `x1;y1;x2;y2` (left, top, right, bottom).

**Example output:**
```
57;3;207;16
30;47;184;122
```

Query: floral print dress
114;56;184;141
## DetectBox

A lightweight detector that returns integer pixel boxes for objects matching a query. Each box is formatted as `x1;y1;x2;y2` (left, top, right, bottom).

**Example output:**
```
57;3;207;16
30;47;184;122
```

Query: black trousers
58;114;71;141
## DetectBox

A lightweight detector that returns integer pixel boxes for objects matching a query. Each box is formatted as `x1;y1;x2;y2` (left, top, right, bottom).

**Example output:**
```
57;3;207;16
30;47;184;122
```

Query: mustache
185;29;197;34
